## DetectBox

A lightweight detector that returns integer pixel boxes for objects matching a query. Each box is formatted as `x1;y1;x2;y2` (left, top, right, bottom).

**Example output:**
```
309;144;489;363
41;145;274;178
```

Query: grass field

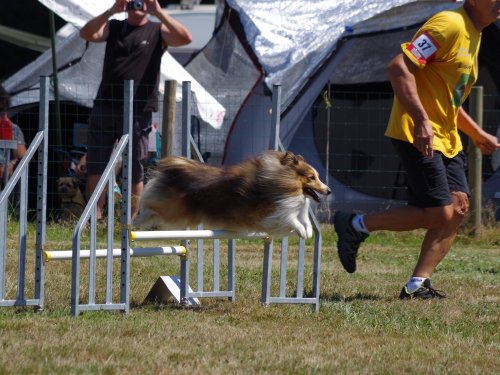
0;222;499;374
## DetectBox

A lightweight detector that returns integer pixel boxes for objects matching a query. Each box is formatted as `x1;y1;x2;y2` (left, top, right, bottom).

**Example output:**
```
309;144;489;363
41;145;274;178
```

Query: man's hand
458;107;500;155
451;191;469;217
144;0;162;16
413;119;434;158
112;0;128;14
473;131;500;155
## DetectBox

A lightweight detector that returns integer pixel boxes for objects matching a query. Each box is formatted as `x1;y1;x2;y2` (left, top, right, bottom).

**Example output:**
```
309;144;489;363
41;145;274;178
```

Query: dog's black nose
327;188;332;195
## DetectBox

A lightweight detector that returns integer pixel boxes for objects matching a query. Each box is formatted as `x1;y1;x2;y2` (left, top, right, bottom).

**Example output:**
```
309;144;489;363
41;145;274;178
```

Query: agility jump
0;77;48;310
0;80;323;316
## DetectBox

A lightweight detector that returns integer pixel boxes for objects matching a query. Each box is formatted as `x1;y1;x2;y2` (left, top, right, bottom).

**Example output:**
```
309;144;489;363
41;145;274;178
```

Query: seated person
0;123;26;180
0;85;26;183
75;153;87;180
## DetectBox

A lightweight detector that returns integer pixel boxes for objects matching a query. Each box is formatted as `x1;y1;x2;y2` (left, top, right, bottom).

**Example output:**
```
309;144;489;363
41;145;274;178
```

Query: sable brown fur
134;150;331;238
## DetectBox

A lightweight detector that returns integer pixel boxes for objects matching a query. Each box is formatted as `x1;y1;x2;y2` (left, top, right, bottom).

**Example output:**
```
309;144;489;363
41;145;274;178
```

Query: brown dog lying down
134;150;331;239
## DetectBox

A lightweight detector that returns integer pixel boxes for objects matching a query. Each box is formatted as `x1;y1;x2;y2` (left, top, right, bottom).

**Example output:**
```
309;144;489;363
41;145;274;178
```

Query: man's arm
80;0;126;42
147;0;192;47
387;53;434;158
12;144;26;161
12;124;26;160
457;107;500;155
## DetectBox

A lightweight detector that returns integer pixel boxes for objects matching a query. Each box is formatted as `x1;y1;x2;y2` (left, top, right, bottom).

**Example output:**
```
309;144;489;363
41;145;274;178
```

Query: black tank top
95;19;165;112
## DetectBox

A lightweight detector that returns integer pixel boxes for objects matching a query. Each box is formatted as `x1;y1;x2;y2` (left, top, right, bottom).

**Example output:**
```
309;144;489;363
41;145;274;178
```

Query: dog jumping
134;150;331;238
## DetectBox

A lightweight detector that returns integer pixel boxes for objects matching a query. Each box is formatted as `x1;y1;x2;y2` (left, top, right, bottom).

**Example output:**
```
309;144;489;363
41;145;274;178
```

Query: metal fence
3;80;500;221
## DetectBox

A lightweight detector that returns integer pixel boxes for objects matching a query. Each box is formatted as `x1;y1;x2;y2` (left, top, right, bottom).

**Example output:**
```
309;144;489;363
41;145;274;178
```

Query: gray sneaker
334;212;368;273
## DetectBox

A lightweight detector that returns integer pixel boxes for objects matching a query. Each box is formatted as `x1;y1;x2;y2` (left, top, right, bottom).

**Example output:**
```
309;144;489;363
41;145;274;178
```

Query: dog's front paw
306;224;313;239
297;229;307;239
303;217;313;238
294;225;307;239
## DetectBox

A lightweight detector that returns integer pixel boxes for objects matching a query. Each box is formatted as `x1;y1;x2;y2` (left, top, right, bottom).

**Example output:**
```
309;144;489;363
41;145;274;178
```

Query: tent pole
49;10;63;151
325;82;331;187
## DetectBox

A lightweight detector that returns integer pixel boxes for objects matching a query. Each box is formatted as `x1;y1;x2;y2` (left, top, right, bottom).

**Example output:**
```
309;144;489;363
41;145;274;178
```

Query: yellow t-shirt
385;6;481;158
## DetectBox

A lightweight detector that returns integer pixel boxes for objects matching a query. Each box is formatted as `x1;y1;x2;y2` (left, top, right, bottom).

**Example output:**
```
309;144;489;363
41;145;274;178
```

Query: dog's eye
308;175;316;180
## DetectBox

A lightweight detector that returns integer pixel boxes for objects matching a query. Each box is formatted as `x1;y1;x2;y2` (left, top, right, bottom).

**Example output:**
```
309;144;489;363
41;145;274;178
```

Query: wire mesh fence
2;79;499;222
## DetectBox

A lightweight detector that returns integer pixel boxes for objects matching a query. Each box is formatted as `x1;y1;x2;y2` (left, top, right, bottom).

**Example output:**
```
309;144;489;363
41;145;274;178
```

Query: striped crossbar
44;246;187;262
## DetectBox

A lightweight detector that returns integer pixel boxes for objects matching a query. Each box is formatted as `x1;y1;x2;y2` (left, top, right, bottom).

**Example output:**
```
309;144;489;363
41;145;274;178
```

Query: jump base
144;276;200;306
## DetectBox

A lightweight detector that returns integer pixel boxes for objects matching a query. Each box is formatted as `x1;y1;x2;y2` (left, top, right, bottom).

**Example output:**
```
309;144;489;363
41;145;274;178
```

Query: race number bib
406;32;439;64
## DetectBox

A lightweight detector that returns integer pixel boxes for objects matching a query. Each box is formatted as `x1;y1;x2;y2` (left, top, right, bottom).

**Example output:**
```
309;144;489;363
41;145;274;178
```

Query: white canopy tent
4;0;225;130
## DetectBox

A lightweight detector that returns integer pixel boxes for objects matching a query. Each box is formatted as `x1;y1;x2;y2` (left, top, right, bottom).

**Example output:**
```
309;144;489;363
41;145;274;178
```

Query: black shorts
86;104;152;184
391;139;469;208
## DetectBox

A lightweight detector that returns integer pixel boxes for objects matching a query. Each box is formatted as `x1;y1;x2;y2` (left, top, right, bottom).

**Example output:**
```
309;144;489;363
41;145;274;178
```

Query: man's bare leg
363;205;453;233
411;192;468;278
85;174;106;219
131;181;143;222
361;192;467;279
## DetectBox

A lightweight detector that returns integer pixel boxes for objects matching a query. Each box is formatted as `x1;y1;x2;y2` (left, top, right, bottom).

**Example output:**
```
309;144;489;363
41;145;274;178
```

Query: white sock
351;214;369;234
405;277;427;293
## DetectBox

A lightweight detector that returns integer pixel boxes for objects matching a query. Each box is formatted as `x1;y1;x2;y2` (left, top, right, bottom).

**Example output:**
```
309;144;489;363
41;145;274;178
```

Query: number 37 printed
412;33;438;60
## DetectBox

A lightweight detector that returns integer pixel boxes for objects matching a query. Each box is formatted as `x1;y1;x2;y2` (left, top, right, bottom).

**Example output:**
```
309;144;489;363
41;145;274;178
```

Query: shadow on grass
301;289;385;302
319;292;384;302
132;290;387;312
132;299;227;313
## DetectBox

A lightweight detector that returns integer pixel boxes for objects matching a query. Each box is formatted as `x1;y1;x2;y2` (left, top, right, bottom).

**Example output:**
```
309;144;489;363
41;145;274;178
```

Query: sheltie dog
134;150;331;238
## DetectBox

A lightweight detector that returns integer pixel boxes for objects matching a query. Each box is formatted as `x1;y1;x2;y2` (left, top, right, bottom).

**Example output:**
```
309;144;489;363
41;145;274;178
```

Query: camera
126;0;144;11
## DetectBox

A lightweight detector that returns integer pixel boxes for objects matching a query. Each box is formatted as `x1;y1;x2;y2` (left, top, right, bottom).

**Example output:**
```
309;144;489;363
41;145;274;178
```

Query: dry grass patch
0;222;498;374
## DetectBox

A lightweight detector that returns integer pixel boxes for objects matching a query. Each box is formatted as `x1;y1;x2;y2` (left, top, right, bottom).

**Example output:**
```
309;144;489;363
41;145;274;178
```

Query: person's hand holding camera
107;0;128;16
144;0;163;17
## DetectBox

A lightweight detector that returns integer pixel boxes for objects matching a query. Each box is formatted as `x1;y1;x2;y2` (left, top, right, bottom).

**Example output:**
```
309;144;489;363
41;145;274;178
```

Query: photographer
80;0;192;220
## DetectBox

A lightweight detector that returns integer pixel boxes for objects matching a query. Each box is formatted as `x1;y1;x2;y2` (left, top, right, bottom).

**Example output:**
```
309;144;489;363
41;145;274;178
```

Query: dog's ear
72;177;80;188
281;151;297;166
281;151;305;166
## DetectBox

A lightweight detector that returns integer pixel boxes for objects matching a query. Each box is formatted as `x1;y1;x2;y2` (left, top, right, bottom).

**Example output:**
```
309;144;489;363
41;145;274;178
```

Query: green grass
0;222;498;374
